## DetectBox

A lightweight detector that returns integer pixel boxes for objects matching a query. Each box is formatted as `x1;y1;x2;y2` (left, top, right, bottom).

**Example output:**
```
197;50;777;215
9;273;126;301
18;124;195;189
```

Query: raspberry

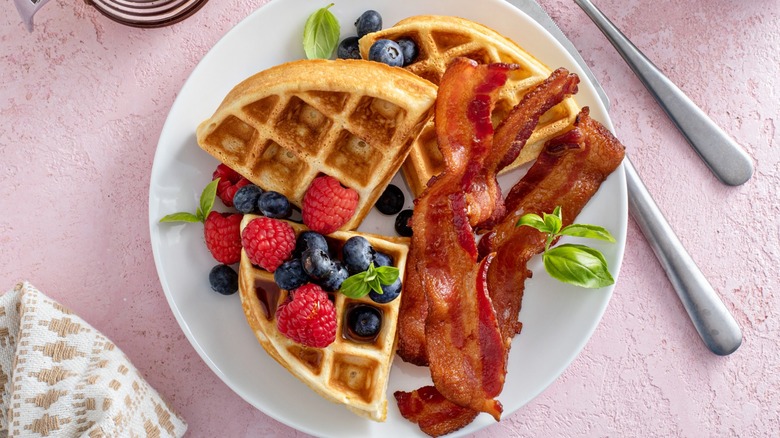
204;212;243;264
276;284;337;348
302;176;359;234
241;217;296;272
213;163;251;207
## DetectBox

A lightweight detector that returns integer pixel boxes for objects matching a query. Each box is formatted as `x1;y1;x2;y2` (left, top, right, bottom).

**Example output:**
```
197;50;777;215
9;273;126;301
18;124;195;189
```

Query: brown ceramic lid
86;0;209;28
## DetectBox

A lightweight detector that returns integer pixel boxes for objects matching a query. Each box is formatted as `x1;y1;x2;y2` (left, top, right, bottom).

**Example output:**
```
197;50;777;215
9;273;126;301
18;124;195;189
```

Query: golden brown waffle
196;59;437;231
237;215;409;422
359;15;581;196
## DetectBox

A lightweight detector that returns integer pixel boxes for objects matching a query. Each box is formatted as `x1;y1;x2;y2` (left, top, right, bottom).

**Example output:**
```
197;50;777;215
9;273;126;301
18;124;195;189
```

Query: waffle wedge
237;216;409;422
359;15;580;196
197;59;437;231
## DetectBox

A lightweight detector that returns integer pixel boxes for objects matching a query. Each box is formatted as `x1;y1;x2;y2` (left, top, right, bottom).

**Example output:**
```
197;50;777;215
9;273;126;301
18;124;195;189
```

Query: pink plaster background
1;0;778;436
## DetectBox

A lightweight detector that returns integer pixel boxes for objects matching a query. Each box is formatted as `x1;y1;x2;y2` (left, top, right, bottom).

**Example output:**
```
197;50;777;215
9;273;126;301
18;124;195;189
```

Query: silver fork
510;0;743;355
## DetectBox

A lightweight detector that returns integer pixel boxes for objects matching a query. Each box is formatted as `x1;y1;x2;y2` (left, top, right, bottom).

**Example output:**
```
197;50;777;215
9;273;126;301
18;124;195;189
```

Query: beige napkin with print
0;282;187;437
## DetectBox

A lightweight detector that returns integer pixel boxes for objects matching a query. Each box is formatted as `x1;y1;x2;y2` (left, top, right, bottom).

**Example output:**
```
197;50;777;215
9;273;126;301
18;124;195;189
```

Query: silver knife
506;0;742;355
574;0;753;187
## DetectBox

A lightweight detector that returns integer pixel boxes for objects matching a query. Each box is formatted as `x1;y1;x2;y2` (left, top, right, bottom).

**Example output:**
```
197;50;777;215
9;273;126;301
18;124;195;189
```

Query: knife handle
624;157;742;355
574;0;754;186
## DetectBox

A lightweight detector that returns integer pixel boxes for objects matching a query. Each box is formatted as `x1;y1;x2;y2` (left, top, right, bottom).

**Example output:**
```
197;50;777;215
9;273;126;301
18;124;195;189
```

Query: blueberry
369;278;401;303
294;231;329;258
258;191;291;218
397;38;419;66
347;305;382;338
301;248;335;280
375;184;404;215
355;10;382;37
368;39;404;67
274;259;309;291
373;251;394;267
233;184;263;214
337;36;362;60
342;236;376;275
209;264;238;295
319;261;349;292
394;209;413;237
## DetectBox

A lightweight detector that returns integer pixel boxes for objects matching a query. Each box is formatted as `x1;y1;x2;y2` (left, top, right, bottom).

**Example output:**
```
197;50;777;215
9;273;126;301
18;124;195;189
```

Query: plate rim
148;0;628;435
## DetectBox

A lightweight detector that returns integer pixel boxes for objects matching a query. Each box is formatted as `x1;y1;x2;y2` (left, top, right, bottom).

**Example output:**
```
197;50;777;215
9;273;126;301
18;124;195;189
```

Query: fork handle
625;158;742;355
574;0;754;186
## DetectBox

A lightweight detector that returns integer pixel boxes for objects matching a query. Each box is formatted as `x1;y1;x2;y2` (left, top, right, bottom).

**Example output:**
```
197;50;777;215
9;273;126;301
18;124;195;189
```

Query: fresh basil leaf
543;243;614;289
542;210;562;235
368;277;383;294
159;212;201;223
200;178;220;219
516;213;547;232
363;263;378;282
559;224;616;242
303;4;340;60
375;266;400;285
339;272;370;298
515;205;616;289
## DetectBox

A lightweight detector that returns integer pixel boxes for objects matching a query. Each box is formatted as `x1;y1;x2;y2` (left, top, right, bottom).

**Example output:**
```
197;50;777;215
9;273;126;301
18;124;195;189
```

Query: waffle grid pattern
359;15;581;196
238;217;409;422
196;59;437;231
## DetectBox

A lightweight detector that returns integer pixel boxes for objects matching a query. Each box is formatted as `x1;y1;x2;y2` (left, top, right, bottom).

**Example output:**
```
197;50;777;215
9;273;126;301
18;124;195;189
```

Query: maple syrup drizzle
254;279;282;321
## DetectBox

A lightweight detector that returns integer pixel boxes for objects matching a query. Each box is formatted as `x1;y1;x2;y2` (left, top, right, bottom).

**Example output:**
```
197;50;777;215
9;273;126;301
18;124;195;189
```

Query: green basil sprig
303;3;340;59
517;206;615;289
340;263;400;298
159;179;219;223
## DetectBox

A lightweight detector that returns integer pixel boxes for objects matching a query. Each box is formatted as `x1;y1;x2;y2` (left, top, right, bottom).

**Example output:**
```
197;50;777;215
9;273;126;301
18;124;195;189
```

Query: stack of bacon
394;58;626;437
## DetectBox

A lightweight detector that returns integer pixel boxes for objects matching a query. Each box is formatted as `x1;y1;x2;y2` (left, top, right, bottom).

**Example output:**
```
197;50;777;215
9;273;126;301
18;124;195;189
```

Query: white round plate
149;0;627;436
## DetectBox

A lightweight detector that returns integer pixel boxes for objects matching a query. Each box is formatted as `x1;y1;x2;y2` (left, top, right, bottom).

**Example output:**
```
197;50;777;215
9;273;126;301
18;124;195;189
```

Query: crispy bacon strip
435;60;514;179
409;58;509;419
397;68;580;365
474;69;580;230
413;198;505;418
398;58;513;367
490;69;580;172
480;108;626;340
395;387;479;437
398;109;626;437
437;59;515;227
396;248;429;365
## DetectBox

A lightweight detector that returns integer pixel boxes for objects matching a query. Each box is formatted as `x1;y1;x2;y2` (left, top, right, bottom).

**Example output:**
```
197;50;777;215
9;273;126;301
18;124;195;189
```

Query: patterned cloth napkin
0;282;187;437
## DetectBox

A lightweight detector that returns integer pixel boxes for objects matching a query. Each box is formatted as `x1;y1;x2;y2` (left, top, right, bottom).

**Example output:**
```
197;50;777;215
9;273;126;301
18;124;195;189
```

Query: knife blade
505;0;742;355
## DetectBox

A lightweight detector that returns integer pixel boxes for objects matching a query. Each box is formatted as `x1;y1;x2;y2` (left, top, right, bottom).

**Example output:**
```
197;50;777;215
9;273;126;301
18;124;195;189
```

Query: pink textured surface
1;0;778;436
